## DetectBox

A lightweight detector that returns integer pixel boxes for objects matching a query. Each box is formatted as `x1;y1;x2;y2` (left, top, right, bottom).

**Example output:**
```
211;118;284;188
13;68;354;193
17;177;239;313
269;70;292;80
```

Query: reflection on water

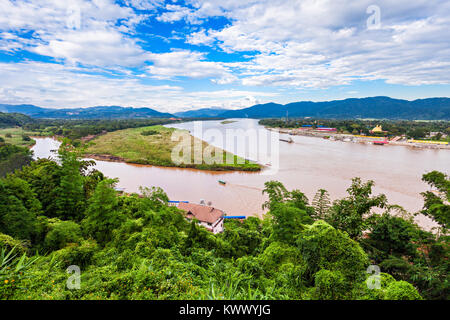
31;119;450;230
31;136;60;160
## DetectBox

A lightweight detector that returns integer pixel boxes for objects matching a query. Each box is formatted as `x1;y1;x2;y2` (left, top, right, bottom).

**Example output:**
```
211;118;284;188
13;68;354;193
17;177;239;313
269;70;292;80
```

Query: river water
31;119;449;230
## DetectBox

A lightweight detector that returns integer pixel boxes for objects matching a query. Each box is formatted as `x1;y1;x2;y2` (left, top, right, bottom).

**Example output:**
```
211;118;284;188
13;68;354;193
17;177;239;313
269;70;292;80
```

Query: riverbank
31;117;450;232
83;125;261;172
266;127;450;150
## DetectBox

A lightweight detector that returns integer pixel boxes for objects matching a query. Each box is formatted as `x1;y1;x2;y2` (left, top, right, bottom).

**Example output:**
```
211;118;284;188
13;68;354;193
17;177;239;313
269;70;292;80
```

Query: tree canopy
1;143;447;300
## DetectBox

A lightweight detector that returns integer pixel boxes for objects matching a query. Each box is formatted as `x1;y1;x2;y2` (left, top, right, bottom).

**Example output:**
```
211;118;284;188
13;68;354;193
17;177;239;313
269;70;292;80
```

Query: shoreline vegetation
266;126;450;149
82;125;261;172
1;116;449;300
259;119;450;150
0;128;37;177
0;127;39;148
0;142;448;299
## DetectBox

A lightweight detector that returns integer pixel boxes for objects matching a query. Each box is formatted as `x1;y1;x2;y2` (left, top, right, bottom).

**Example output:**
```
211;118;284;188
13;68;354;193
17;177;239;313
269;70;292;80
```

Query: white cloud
33;29;148;67
181;0;450;87
186;29;214;46
0;61;276;112
124;0;164;10
1;1;449;111
147;50;236;83
0;0;149;66
156;4;196;23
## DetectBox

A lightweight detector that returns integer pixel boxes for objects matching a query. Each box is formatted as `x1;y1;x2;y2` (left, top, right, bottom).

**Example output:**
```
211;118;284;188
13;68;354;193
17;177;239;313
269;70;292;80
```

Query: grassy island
0;127;40;147
83;125;261;171
220;120;237;125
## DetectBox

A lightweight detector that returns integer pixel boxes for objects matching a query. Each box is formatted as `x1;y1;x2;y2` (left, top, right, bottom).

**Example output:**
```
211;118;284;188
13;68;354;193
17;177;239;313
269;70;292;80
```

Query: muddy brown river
32;119;449;230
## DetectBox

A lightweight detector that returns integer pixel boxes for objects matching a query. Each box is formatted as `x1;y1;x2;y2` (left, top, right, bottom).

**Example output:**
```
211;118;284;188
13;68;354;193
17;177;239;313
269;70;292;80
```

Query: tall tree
0;179;39;241
82;179;125;245
55;139;86;221
420;171;450;231
269;203;312;245
297;220;369;293
312;189;331;220
262;181;289;211
325;178;386;239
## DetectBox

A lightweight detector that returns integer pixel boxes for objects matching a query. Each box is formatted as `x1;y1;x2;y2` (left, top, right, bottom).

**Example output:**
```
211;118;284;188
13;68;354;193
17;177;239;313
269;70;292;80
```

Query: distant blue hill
0;104;46;115
0;104;173;119
174;107;229;118
218;97;450;120
1;96;449;120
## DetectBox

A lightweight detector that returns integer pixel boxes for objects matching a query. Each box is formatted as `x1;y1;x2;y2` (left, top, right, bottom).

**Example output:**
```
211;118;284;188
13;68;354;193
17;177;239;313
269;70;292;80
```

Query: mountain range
0;105;173;119
219;97;450;120
1;97;449;120
173;107;228;118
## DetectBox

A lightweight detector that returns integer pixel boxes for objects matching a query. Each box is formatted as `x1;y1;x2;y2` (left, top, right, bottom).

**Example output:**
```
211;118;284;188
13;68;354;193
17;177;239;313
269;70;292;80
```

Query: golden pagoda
371;125;383;133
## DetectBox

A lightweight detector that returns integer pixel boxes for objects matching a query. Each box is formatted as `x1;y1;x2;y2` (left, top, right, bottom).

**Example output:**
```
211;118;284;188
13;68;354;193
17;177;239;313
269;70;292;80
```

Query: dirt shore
266;127;450;150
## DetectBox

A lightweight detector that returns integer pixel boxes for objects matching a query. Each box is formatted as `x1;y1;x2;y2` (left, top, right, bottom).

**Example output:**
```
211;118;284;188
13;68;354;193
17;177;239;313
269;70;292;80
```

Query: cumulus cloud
186;29;215;46
0;0;449;110
33;29;149;67
0;61;275;112
156;4;197;24
146;50;236;83
0;0;148;66
183;0;450;87
124;0;164;10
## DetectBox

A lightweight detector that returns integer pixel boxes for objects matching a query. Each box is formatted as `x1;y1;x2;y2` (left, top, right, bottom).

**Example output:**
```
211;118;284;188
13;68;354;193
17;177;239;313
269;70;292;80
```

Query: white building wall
212;218;224;234
198;218;224;234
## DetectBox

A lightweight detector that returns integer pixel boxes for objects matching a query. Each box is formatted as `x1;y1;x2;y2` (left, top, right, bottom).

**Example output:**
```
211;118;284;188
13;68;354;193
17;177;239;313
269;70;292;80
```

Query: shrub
51;240;98;268
44;221;83;251
140;129;159;136
297;221;369;286
0;233;28;254
385;281;422;300
314;269;346;299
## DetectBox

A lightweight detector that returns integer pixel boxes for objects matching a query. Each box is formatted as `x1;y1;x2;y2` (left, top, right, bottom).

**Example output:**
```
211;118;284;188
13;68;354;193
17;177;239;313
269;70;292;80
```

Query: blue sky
0;0;449;112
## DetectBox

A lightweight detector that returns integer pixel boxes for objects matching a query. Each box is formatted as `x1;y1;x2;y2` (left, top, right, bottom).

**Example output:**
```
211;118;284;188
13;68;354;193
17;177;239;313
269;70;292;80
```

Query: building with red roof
177;202;225;234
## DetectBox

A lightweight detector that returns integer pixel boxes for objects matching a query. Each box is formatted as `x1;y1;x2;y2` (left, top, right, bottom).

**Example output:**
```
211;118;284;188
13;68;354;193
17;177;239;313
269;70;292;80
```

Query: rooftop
178;202;225;224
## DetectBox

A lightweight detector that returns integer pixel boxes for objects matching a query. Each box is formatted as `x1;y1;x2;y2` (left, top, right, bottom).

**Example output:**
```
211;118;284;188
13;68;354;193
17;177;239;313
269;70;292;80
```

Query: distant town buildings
298;125;336;132
315;127;337;132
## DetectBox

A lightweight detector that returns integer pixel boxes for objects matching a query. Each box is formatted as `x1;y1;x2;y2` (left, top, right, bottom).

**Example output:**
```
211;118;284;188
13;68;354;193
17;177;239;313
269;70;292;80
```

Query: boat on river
373;140;389;145
280;137;293;143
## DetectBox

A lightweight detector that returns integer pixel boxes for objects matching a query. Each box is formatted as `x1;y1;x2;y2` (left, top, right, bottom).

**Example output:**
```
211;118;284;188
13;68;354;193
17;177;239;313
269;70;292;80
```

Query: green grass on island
83;125;261;171
0;127;41;147
220;120;237;125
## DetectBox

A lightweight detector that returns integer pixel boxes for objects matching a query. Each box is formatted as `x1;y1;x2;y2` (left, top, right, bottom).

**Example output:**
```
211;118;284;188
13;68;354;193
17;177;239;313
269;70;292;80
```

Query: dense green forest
0;139;448;300
0;113;224;145
0;112;180;141
220;97;450;120
260;118;450;140
0;113;33;128
0;141;33;177
0;104;173;119
22;118;180;141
